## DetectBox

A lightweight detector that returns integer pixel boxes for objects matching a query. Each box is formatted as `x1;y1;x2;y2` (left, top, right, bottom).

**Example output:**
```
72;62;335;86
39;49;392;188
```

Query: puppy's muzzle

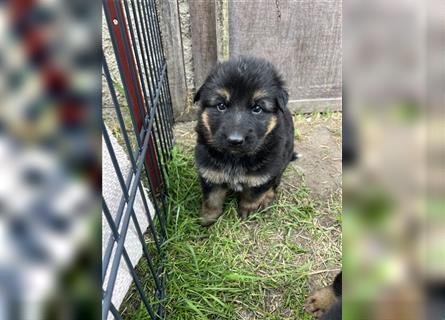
227;132;244;146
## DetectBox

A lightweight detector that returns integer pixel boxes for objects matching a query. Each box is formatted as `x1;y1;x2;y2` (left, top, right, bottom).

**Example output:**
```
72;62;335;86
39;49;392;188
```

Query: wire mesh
102;0;174;319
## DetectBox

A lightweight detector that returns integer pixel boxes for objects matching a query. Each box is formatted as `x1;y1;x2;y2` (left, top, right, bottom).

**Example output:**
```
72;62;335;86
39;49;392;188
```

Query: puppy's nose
227;133;244;146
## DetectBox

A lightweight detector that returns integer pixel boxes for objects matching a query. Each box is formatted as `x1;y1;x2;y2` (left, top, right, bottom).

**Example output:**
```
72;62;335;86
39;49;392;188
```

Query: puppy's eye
251;104;263;114
216;103;227;112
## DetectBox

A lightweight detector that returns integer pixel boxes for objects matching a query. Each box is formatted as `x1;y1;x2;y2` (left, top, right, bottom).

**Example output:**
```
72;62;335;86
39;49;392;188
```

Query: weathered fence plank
188;0;218;89
228;0;342;111
159;0;188;119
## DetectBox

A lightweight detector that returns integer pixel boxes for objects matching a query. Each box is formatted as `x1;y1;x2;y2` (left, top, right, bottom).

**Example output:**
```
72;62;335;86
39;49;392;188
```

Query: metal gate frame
102;0;174;319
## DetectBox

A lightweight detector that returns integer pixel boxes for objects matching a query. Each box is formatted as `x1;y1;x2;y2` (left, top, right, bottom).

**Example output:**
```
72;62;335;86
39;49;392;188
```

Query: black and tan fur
194;56;296;226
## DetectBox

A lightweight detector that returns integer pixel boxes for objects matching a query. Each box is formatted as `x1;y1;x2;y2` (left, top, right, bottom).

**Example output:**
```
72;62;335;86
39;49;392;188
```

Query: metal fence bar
121;0;151;131
149;0;173;156
103;58;137;168
136;0;171;163
102;56;161;283
102;0;173;319
102;124;163;297
102;120;152;320
103;200;158;319
145;0;174;150
104;0;164;193
136;63;169;239
110;303;124;320
104;0;143;143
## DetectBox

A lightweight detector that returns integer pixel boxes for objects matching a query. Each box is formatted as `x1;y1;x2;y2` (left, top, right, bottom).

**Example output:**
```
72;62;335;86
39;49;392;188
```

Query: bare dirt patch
287;113;342;201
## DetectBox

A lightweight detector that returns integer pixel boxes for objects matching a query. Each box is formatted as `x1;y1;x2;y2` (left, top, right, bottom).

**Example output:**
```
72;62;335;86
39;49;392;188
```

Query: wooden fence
160;0;342;120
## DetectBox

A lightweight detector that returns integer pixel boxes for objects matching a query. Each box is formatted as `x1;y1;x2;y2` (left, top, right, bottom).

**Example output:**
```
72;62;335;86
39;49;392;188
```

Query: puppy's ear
276;88;289;112
194;86;203;104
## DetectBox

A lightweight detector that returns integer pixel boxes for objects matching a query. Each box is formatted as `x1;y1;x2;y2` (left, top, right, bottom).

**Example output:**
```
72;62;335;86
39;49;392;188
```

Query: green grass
123;140;341;320
114;112;342;319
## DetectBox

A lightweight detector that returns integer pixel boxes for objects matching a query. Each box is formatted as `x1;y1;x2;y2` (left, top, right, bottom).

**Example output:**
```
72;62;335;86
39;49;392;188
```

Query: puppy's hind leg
199;182;227;227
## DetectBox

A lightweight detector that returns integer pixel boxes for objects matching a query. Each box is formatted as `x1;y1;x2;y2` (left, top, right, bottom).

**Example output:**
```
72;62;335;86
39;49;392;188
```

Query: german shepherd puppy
194;56;296;226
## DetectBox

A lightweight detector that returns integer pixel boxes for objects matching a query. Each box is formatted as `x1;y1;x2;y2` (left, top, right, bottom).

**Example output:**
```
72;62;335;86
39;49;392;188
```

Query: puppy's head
194;56;288;155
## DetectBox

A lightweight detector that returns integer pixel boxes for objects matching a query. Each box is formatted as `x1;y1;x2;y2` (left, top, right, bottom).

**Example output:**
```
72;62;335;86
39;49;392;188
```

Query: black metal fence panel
102;0;174;319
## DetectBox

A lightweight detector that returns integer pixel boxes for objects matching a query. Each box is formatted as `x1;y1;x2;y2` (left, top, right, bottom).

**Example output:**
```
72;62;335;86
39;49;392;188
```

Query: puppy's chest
198;165;270;191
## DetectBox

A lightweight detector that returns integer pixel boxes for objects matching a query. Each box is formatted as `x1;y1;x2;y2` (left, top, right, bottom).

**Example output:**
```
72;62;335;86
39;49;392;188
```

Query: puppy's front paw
199;215;218;227
238;207;255;220
199;187;227;226
199;209;222;227
305;287;337;318
238;188;275;220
